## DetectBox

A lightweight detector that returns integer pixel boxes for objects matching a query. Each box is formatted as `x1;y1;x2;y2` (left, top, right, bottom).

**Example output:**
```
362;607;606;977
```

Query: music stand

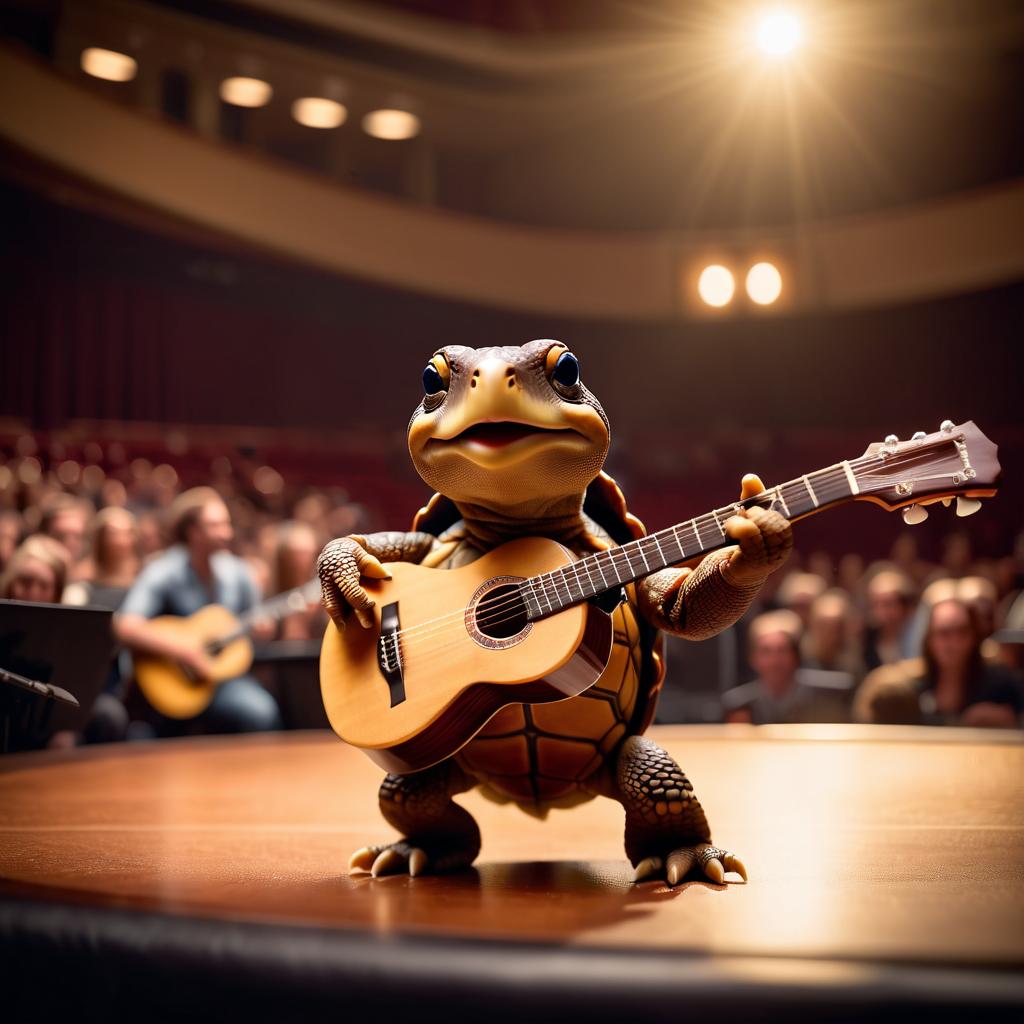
0;599;114;752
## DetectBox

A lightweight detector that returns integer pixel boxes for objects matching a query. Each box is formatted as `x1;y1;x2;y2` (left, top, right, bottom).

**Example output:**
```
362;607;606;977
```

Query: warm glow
746;262;783;304
292;97;348;129
80;47;137;83
757;12;802;57
698;265;735;307
363;108;421;141
220;76;273;108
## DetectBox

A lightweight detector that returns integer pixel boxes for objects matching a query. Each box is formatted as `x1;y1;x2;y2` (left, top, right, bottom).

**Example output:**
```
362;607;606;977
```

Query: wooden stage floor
1;725;1022;1018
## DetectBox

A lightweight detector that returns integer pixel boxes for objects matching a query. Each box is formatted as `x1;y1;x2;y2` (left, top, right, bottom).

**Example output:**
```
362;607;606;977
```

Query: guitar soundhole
466;576;532;650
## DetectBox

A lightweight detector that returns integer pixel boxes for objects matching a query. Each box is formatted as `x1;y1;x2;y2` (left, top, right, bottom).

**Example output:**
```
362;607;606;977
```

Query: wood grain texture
0;726;1021;968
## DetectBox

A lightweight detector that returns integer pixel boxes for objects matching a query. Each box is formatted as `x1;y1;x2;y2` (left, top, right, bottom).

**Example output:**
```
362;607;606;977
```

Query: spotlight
220;76;273;108
756;11;802;57
698;265;735;308
363;109;421;141
745;262;783;305
292;97;348;129
81;47;137;82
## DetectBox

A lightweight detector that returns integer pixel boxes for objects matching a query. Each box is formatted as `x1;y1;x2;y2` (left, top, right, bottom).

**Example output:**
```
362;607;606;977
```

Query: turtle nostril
507;377;515;388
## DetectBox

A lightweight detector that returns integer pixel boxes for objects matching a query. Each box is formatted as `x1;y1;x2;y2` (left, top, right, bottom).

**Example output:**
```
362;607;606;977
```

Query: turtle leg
611;734;747;887
349;758;480;878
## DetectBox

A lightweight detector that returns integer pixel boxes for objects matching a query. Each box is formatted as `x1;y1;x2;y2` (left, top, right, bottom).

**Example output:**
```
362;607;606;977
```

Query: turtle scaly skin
320;340;791;886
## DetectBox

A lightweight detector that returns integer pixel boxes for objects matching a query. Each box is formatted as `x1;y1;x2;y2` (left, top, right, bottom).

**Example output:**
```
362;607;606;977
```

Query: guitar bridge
376;601;406;707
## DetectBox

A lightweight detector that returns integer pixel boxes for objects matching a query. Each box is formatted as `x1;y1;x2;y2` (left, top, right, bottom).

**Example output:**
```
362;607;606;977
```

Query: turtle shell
411;472;666;813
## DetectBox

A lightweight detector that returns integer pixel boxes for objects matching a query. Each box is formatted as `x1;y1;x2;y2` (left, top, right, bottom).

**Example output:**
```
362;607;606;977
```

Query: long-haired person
855;597;1023;727
0;535;69;603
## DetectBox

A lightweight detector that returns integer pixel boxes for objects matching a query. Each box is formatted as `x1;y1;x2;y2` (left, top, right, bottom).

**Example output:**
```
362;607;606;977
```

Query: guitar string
367;445;959;653
397;471;877;660
384;461;880;654
398;449;971;658
384;456;887;649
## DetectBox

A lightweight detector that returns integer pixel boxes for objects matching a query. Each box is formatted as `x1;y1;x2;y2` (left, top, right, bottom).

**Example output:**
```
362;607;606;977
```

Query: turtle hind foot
349;838;477;878
633;843;748;887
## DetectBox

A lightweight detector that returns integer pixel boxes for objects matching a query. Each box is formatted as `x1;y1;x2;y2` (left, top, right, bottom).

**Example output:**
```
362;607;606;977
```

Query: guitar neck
521;459;863;621
222;579;321;642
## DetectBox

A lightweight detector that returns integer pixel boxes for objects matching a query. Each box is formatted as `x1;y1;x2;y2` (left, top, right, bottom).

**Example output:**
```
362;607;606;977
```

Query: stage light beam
698;265;735;308
746;262;783;304
757;12;802;58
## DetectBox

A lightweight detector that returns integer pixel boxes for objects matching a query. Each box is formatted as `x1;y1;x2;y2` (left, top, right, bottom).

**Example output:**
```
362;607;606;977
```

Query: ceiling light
746;262;783;304
698;265;735;307
220;76;273;108
756;12;802;57
292;97;348;129
363;108;420;141
81;47;137;82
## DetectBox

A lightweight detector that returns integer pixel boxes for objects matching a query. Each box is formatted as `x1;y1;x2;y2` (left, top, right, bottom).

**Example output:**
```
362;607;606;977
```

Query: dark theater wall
2;183;1022;440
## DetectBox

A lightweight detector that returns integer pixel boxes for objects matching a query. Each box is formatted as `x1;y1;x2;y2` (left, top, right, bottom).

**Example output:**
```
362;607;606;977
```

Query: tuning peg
902;504;929;525
956;496;982;518
885;434;899;445
941;419;955;433
941;497;953;507
912;431;926;441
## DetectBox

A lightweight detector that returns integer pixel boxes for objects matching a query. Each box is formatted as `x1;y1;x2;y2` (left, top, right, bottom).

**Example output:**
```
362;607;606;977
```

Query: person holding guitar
114;487;282;735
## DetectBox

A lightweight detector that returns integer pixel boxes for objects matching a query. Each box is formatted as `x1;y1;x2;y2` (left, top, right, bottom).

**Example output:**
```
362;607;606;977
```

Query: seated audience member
64;507;140;610
0;509;23;573
0;535;70;603
854;597;1023;728
271;520;324;641
863;567;916;670
38;495;91;577
722;610;853;725
114;487;282;735
802;589;865;678
774;572;827;626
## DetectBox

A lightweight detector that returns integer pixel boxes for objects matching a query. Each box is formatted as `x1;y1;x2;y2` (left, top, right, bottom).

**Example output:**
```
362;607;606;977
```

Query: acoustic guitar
135;579;320;719
320;421;1000;774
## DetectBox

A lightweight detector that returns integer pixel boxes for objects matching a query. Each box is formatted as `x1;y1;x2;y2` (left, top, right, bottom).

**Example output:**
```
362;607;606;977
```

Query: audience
1;429;1022;744
855;597;1023;728
722;610;854;724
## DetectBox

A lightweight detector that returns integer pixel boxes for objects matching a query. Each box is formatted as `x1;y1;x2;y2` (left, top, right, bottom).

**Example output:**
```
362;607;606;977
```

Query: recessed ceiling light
362;108;420;141
698;265;735;307
292;97;348;129
220;76;273;108
81;47;137;83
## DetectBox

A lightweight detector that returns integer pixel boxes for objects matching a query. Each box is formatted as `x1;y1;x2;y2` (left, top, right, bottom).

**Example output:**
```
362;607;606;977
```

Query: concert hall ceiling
1;0;1021;232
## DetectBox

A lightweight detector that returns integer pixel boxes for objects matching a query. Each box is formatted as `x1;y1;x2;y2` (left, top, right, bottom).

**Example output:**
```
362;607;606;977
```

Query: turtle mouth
443;421;584;449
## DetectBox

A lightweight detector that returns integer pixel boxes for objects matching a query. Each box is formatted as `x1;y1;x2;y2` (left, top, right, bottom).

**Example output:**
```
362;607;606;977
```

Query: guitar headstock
854;420;1000;524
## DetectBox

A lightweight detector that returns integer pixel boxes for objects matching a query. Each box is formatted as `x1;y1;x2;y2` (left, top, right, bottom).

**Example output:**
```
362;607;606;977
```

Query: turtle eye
551;351;580;388
422;355;450;397
423;363;445;395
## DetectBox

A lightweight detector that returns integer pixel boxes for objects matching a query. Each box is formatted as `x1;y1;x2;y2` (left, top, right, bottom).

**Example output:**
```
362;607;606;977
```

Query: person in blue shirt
115;487;282;735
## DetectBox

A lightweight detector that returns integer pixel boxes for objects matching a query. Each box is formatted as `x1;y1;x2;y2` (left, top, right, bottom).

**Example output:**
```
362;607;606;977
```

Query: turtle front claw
348;841;430;877
635;843;747;887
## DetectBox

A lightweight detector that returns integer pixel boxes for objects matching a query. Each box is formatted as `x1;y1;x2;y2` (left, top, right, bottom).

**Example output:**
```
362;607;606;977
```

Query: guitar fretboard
519;460;862;621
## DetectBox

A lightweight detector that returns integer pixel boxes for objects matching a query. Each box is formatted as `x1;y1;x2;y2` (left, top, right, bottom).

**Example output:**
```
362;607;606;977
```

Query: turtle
317;340;792;886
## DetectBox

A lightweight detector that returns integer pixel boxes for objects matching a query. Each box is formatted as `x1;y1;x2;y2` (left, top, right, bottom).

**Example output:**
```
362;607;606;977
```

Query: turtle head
407;340;610;515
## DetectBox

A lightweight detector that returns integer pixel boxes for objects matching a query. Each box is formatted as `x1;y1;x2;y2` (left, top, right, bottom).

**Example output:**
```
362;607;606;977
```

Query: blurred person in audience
64;508;140;611
863;567;916;670
39;494;91;575
722;610;853;724
889;531;932;587
837;552;865;594
855;597;1022;728
136;511;165;560
941;532;973;578
271;520;324;641
0;509;23;573
774;571;827;625
114;487;282;735
802;589;865;678
0;535;69;604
